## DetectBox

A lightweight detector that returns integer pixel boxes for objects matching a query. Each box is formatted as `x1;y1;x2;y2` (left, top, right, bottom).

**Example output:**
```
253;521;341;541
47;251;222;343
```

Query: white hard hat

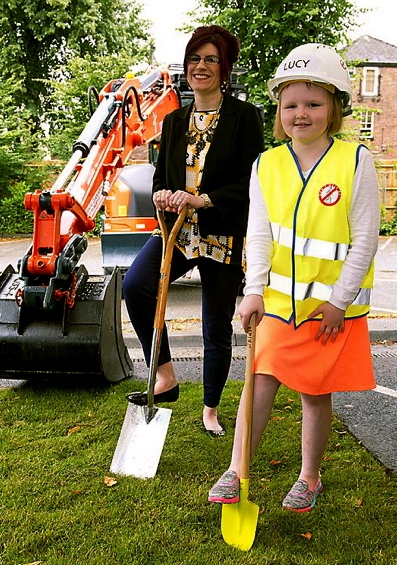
268;43;352;114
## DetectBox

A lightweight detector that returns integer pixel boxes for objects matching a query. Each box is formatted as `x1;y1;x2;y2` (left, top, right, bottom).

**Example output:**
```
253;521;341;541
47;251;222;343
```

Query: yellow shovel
221;313;259;551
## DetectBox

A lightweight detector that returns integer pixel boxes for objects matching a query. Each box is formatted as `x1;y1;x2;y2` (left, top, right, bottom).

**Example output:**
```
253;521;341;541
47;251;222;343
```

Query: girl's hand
239;294;264;333
309;302;345;345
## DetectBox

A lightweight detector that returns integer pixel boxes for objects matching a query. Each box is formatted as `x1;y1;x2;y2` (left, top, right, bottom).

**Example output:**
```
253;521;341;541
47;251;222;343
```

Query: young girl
208;43;380;512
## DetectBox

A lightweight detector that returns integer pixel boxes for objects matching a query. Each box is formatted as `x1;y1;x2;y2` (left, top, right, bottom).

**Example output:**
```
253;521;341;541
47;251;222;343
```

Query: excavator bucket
0;265;133;383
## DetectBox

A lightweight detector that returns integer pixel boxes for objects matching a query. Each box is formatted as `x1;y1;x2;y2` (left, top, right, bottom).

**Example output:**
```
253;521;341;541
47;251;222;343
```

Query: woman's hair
183;25;240;84
273;82;344;140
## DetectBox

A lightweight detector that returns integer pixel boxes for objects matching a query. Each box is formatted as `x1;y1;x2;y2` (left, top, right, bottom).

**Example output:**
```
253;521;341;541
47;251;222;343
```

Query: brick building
343;36;397;220
343;35;397;161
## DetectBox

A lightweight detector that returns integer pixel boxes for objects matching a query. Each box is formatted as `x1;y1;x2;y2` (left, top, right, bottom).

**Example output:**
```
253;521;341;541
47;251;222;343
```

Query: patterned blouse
175;101;235;265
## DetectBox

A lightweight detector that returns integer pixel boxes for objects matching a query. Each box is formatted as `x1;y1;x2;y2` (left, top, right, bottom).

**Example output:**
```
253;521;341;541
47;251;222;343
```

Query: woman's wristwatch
201;193;211;209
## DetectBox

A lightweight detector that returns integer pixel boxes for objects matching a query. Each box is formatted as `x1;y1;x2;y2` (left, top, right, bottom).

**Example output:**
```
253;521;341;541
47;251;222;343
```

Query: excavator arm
20;69;180;309
0;68;181;383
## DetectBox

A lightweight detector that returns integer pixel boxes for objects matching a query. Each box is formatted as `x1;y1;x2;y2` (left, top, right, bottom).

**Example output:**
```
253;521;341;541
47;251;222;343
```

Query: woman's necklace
185;96;223;154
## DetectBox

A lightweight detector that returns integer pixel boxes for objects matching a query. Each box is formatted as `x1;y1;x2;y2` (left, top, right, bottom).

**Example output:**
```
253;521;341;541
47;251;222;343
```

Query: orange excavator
0;65;254;383
0;67;182;382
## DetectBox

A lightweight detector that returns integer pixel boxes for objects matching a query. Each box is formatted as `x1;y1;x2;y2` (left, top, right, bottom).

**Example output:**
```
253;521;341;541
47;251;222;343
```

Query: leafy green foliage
46;54;144;159
0;162;64;234
0;75;43;199
0;0;152;136
0;1;154;232
189;0;362;145
0;182;34;234
380;204;397;235
0;149;25;201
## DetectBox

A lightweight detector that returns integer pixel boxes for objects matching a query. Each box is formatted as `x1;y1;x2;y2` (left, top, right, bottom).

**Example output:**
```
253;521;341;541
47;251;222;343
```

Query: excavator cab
101;147;158;276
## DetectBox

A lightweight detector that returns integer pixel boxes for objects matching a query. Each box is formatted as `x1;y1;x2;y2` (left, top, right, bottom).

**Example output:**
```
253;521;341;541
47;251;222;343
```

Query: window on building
361;67;379;96
359;110;375;140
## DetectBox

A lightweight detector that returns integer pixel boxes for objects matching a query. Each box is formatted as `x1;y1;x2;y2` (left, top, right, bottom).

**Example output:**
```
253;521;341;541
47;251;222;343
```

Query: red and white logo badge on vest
318;184;341;206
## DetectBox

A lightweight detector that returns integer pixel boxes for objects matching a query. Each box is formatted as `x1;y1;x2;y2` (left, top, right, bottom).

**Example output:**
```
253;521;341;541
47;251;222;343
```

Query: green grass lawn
1;378;396;565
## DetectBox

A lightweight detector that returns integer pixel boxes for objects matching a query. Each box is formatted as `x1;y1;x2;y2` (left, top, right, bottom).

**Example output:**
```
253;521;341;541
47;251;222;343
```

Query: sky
349;0;397;45
141;0;196;65
141;0;397;66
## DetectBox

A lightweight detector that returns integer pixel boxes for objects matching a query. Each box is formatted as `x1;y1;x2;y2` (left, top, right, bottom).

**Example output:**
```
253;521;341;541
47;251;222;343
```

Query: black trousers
123;235;244;407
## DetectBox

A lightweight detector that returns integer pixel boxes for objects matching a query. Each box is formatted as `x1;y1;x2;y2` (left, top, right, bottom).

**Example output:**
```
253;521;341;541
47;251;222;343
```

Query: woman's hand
153;189;174;211
239;294;264;333
309;302;345;345
153;190;209;213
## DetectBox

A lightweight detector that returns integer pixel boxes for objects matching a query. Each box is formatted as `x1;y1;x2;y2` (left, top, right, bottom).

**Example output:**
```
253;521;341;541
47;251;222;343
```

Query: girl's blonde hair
273;82;344;140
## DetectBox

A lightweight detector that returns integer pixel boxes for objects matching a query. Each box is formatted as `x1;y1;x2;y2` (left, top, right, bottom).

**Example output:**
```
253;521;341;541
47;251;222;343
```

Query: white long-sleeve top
244;146;380;311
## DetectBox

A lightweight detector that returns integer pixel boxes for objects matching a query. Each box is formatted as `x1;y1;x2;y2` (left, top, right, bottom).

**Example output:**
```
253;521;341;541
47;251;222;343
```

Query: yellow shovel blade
221;478;259;551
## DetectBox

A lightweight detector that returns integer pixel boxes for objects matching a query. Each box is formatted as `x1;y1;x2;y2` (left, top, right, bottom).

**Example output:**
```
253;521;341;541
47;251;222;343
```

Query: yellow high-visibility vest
257;138;374;326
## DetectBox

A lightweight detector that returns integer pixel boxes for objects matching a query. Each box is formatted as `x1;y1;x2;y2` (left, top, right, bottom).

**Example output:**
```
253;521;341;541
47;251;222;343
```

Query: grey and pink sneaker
208;470;240;504
282;477;323;512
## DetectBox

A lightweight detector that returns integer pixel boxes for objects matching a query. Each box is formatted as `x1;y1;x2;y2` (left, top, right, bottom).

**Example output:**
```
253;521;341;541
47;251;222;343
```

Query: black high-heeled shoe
126;384;180;406
203;424;226;438
205;428;226;438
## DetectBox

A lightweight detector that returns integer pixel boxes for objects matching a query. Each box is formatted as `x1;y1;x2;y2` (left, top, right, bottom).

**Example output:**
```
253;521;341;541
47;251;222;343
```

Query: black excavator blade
0;265;133;383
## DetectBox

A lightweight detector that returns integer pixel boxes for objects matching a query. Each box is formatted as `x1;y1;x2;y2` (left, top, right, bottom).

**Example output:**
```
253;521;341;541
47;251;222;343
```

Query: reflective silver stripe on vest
269;272;371;305
271;222;350;261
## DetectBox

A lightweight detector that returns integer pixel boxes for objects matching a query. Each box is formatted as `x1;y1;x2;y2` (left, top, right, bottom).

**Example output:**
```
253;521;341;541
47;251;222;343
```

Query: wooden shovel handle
240;313;257;480
154;208;187;330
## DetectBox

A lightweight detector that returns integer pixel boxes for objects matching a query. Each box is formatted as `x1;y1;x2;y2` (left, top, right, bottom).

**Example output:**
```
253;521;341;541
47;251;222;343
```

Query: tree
190;0;363;144
46;53;145;159
0;75;41;200
0;0;152;138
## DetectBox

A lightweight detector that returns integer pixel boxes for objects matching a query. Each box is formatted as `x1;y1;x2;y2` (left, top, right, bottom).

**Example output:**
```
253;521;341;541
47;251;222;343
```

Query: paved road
333;347;397;472
371;235;397;315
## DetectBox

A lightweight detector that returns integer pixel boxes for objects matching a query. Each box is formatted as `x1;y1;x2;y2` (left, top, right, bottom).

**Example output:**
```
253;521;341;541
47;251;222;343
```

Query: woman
123;25;264;436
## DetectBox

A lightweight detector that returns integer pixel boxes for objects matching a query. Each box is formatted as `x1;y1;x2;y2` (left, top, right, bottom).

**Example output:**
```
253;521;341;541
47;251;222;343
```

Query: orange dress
254;315;375;395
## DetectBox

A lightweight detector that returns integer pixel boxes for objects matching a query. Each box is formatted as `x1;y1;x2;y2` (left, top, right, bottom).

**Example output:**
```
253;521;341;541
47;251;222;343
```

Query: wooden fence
377;162;397;221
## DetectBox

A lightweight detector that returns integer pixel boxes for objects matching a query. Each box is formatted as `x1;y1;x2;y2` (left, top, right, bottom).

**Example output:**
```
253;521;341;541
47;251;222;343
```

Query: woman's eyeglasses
186;55;220;66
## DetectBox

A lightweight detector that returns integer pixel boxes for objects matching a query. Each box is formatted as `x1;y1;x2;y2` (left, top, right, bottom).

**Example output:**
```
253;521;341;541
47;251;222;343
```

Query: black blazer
152;94;264;240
